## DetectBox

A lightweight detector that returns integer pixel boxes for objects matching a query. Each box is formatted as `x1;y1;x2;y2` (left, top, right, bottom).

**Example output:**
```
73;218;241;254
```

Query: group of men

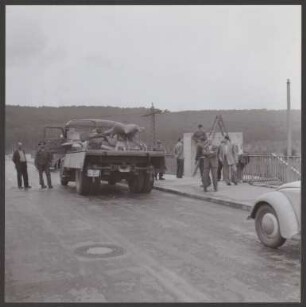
193;124;241;192
12;141;53;190
172;124;244;193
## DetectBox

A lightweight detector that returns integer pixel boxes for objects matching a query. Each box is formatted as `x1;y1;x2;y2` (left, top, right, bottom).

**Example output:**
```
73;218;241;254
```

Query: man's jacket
202;144;218;168
174;142;184;159
35;150;52;169
12;150;27;167
219;142;238;165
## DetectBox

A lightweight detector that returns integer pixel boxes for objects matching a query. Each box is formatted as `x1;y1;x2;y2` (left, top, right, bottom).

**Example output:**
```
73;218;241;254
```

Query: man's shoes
234;182;238;185
203;188;207;192
41;185;47;189
227;182;231;186
159;178;165;180
48;186;53;189
24;186;31;189
18;186;23;189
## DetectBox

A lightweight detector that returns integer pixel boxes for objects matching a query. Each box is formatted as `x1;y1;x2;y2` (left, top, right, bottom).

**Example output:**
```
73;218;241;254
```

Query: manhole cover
74;244;125;259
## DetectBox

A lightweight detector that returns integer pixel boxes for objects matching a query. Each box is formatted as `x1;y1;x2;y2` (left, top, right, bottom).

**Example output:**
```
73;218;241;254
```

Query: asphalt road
5;159;300;302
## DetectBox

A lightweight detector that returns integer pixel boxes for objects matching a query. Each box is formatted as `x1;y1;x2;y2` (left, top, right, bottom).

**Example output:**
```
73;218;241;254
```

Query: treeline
5;105;301;155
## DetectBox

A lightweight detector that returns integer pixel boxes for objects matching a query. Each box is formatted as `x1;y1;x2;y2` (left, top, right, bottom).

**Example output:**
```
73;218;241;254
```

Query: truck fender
249;191;299;239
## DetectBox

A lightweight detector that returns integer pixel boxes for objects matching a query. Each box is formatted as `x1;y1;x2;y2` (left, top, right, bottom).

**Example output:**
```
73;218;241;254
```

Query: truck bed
85;149;165;157
63;150;165;170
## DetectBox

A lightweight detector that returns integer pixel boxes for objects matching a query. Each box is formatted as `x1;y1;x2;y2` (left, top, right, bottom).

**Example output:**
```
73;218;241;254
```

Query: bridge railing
239;154;301;185
164;153;301;185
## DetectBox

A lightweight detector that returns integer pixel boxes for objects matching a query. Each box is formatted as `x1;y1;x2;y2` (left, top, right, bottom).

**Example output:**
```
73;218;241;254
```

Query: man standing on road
192;124;211;186
12;142;31;189
154;140;166;180
219;135;238;185
217;139;225;181
202;138;218;192
174;137;184;178
35;142;53;189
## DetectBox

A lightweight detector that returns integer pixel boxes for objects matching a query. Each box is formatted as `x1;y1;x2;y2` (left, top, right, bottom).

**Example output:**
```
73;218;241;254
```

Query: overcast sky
6;5;301;111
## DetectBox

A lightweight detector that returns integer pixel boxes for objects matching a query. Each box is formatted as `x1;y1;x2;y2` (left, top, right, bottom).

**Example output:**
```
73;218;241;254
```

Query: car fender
249;191;299;239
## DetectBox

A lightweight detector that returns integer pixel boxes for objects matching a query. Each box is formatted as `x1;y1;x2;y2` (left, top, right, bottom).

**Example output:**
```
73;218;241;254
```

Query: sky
6;5;301;111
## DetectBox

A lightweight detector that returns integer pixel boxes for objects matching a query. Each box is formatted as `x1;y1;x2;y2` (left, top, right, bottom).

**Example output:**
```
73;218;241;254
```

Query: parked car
248;181;300;248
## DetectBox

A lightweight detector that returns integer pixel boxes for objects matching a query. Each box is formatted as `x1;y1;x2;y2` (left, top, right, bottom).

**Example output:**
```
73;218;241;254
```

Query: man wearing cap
12;142;31;189
192;124;211;186
35;141;53;189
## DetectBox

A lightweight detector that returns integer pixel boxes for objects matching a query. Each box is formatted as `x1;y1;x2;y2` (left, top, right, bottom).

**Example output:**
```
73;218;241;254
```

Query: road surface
5;159;300;302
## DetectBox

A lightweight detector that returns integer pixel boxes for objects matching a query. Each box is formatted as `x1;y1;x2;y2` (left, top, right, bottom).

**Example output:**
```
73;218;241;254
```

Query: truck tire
141;171;154;193
91;177;101;194
108;178;117;186
60;162;69;186
61;179;69;186
128;172;144;193
75;170;90;195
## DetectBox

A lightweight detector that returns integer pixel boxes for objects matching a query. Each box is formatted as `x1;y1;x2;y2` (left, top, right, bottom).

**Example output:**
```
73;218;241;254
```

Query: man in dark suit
12;142;31;189
154;140;166;180
35;141;53;189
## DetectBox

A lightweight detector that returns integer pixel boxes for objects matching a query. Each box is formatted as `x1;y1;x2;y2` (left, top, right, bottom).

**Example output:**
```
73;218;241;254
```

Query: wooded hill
5;105;301;155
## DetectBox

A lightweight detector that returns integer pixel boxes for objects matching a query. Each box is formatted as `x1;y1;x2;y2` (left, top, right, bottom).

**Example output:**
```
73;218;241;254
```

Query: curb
153;186;252;212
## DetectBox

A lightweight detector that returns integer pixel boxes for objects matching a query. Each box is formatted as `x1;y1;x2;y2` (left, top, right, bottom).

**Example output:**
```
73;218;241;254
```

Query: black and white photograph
4;4;301;303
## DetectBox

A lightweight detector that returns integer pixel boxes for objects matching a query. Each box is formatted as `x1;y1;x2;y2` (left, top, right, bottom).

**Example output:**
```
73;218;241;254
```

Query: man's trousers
38;166;52;188
16;162;29;188
203;166;218;191
223;160;237;184
176;158;184;178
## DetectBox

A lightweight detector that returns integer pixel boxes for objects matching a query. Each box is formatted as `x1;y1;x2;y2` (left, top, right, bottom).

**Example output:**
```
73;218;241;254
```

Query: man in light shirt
219;135;238;185
12;142;31;189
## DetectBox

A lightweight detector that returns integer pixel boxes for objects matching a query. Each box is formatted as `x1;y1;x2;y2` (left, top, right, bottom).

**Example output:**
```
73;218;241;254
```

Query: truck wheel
255;203;286;248
60;162;69;186
61;179;68;186
75;170;90;195
141;171;154;193
128;172;144;193
108;178;117;186
91;177;101;194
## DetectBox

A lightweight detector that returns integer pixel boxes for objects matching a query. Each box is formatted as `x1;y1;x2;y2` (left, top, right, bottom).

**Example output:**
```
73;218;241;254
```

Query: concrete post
183;133;196;177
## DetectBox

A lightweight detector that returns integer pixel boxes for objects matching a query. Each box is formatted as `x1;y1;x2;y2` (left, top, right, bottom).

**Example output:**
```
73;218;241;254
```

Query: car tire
255;203;286;248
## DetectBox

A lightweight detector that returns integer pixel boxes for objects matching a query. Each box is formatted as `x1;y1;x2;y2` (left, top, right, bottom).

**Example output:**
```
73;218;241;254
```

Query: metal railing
241;154;301;185
164;153;301;185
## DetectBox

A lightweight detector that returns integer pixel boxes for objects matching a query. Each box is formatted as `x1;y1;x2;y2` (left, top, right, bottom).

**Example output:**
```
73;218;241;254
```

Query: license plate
87;169;100;177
